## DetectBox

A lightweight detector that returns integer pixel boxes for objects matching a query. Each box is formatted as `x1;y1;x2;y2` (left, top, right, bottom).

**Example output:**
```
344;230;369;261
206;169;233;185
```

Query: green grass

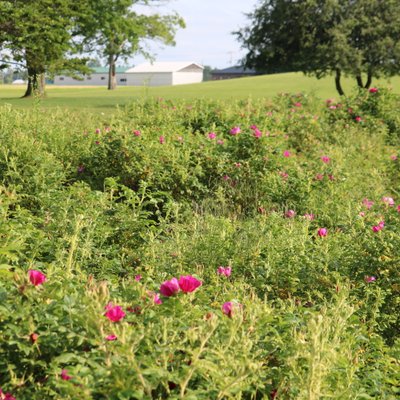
1;72;399;112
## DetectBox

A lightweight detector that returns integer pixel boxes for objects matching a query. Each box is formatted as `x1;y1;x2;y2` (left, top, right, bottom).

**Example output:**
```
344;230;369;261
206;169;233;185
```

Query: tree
84;0;185;90
235;0;400;95
0;0;90;97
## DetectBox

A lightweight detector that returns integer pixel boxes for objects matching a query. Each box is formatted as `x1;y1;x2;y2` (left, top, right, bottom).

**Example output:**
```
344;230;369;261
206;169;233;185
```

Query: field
1;72;400;111
0;83;399;399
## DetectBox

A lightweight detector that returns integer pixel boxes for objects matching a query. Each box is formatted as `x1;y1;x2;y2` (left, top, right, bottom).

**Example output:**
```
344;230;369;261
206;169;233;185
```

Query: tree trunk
23;68;45;98
108;55;117;90
335;68;345;96
364;71;372;89
356;75;364;88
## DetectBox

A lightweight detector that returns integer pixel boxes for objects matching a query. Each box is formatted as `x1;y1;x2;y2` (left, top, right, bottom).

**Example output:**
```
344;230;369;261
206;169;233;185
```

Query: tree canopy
0;0;184;95
80;0;185;90
235;0;400;95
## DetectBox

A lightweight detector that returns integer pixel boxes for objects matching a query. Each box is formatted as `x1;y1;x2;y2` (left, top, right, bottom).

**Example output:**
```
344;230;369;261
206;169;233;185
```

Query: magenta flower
104;305;126;322
178;275;202;293
285;209;296;218
95;128;101;134
222;301;242;318
390;154;397;161
160;277;180;297
369;87;378;93
208;132;216;139
321;156;330;164
382;197;394;206
279;171;289;180
253;128;262;138
153;293;163;305
134;274;142;282
364;275;376;283
317;228;327;237
355;116;362;123
0;389;16;400
217;266;232;277
28;269;46;286
397;205;400;213
159;135;165;144
105;334;118;341
362;198;374;209
283;150;291;158
133;130;141;136
60;369;72;381
230;126;241;135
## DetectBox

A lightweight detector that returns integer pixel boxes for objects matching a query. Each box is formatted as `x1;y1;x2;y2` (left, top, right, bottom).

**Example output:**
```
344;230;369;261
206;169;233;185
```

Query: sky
132;0;260;69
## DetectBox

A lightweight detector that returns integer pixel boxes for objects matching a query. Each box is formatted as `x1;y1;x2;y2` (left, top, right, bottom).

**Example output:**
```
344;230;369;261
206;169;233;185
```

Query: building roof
212;66;257;74
126;62;204;73
89;67;130;74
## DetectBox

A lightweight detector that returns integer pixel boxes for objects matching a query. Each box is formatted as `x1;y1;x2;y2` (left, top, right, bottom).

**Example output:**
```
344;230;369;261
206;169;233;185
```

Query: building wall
172;71;203;85
126;72;173;86
54;74;127;86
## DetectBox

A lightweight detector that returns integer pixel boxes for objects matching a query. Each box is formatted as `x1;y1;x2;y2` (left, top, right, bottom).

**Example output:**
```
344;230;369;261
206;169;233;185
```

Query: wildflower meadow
0;88;399;399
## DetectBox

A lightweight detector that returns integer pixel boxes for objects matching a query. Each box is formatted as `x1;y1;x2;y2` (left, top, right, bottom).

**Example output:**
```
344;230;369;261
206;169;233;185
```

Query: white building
54;67;129;86
125;62;204;86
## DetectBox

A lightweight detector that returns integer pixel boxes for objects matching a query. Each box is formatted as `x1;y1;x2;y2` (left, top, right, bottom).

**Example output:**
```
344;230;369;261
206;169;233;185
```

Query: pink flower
390;154;397;161
95;141;100;145
304;213;315;220
328;174;335;181
234;162;242;168
253;128;262;138
364;275;376;283
285;209;296;218
355;116;362;123
315;173;324;181
208;132;216;139
250;124;258;130
283;150;291;158
159;135;165;144
369;87;378;93
217;139;224;145
359;211;365;217
28;269;46;286
230;126;241;135
397;205;400;213
134;274;142;282
317;228;327;237
160;277;180;297
372;221;384;232
382;197;394;206
0;389;16;400
95;128;101;134
217;266;232;277
222;301;242;318
321;156;330;164
105;335;117;341
133;130;141;136
178;275;202;293
362;198;374;209
294;102;302;107
60;369;72;381
104;305;126;322
153;293;163;305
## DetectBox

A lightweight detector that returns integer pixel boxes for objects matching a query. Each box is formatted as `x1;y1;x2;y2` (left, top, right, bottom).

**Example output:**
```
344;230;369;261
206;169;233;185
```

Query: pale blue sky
133;0;260;68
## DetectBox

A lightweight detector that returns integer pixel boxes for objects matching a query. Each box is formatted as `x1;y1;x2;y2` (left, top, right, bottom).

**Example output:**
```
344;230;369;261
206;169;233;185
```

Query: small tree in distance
234;0;400;95
85;0;185;90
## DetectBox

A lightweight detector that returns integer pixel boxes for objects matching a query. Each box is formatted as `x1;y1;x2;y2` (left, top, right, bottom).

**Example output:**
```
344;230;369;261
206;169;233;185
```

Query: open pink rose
178;275;202;293
28;269;46;286
160;277;180;297
104;304;126;322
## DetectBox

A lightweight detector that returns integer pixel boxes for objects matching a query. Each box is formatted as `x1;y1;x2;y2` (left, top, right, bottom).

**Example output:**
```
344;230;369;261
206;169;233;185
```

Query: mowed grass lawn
1;71;399;112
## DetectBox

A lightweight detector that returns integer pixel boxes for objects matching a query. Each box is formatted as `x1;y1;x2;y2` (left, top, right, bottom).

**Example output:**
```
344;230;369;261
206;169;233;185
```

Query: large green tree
235;0;400;95
85;0;185;90
0;0;91;97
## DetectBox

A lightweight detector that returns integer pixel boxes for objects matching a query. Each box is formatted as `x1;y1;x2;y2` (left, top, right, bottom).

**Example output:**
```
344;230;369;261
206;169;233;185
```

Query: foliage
0;90;399;398
235;0;400;95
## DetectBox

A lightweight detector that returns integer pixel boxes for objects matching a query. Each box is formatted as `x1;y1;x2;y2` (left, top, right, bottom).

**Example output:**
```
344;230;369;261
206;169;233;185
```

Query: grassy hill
1;72;399;112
